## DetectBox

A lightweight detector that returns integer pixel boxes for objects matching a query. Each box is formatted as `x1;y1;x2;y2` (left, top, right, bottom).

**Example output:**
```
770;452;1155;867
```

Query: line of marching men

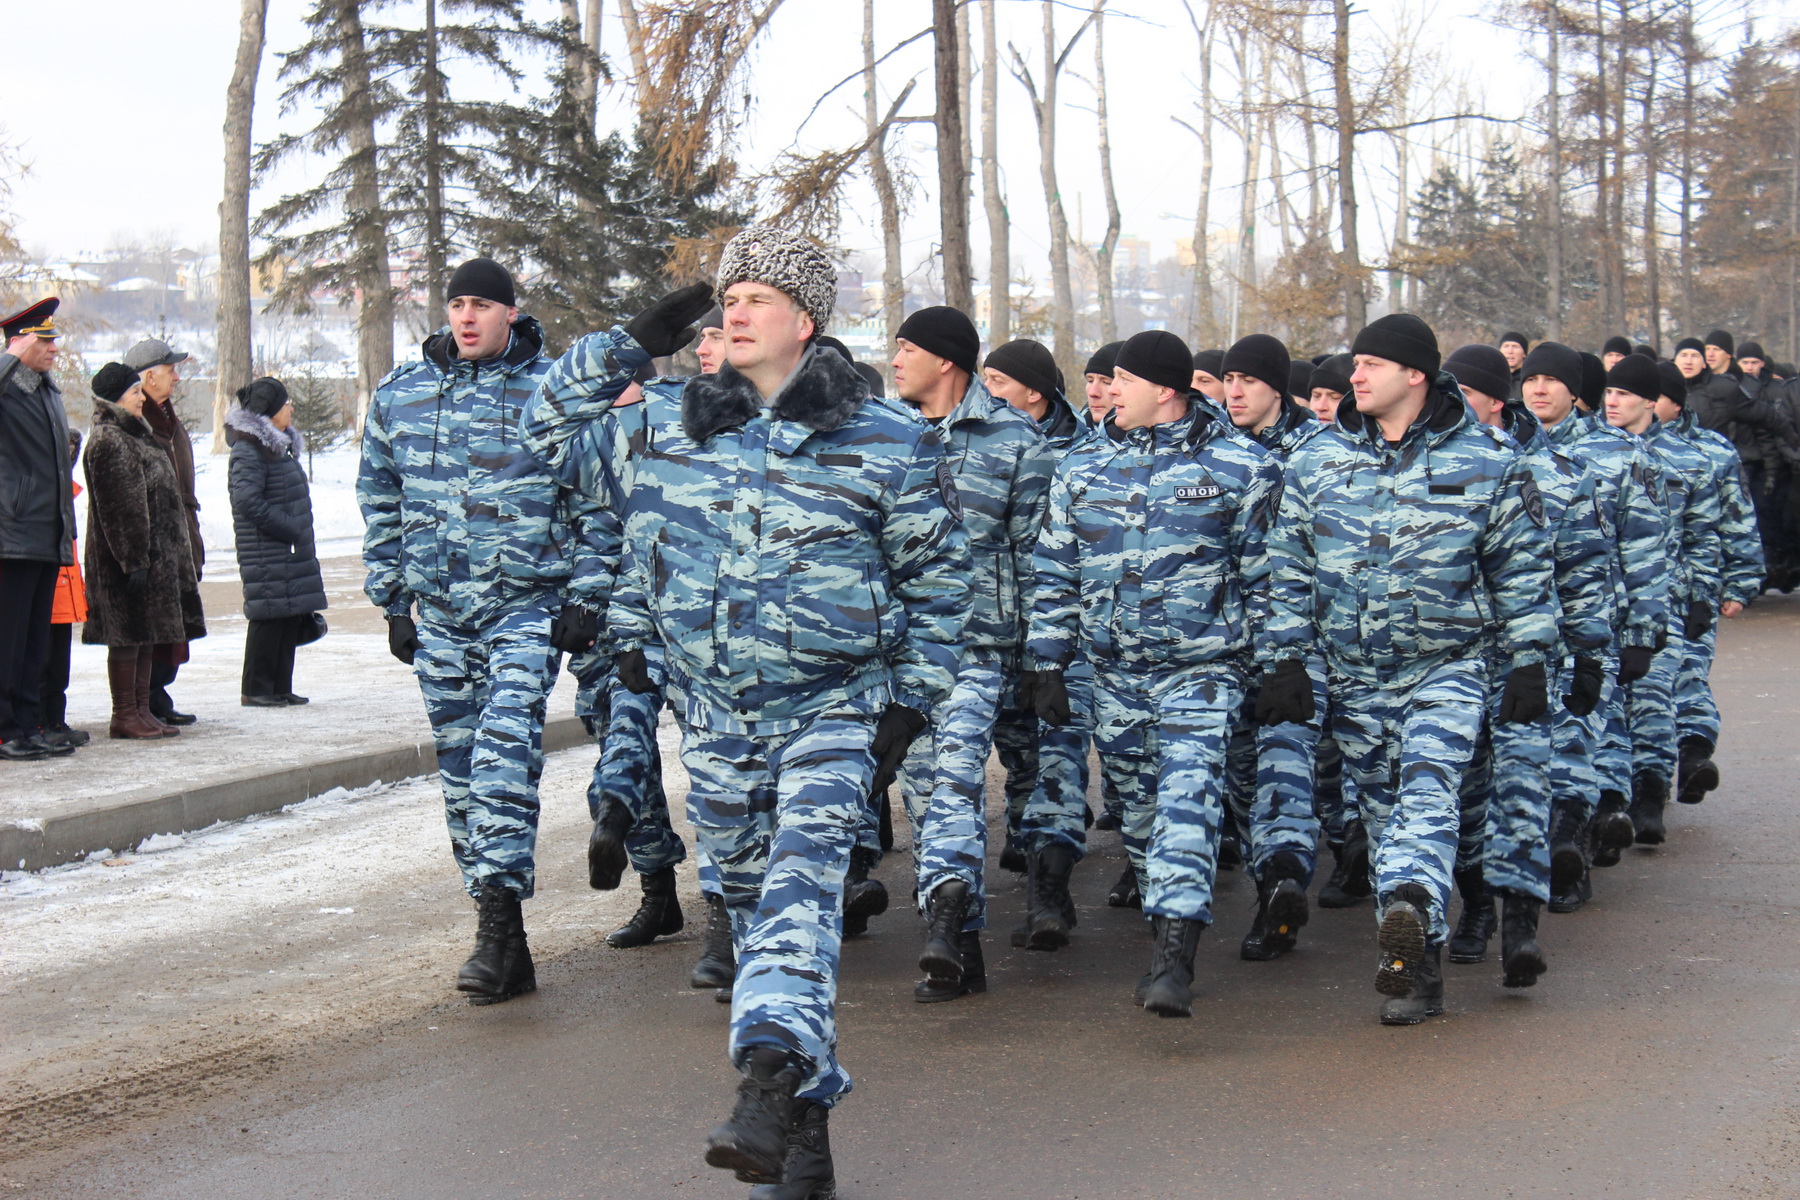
358;231;1763;1199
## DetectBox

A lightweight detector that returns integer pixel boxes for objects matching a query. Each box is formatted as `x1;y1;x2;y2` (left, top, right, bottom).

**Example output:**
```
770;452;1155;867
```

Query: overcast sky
4;0;1777;285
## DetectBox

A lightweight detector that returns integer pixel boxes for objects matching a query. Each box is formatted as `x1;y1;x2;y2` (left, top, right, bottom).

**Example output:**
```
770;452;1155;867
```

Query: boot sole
1502;944;1547;988
1266;880;1309;946
1375;903;1426;997
1633;827;1665;846
845;884;889;917
587;835;629;891
467;977;536;1006
690;962;735;988
1549;842;1585;890
917;942;964;984
1141;982;1193;1018
1677;761;1718;804
703;1137;784;1185
607;909;685;948
913;977;985;1003
1025;918;1070;951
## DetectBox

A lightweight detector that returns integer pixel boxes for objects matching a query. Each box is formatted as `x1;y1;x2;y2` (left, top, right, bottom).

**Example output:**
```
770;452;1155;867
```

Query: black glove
1021;669;1071;726
125;567;149;604
617;648;660;695
1254;659;1314;726
1498;661;1549;725
624;282;716;359
1683;600;1714;642
386;614;422;665
867;703;929;801
549;605;598;654
1617;645;1655;685
1563;655;1604;717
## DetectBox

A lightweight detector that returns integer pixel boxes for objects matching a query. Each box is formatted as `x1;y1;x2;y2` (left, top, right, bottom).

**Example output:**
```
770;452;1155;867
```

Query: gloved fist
1254;659;1314;726
867;703;928;801
1021;669;1071;726
1682;600;1714;642
125;567;149;604
1563;655;1604;717
1617;645;1655;685
625;282;716;359
617;648;660;695
1498;661;1549;725
549;605;598;654
386;613;422;665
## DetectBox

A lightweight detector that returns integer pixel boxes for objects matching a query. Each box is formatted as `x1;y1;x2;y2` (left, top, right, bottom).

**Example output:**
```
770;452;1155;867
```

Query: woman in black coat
82;363;206;739
226;377;327;706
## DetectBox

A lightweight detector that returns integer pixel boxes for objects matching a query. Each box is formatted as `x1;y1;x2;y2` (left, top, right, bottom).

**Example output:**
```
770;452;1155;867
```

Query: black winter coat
225;406;327;622
0;353;76;564
81;399;207;647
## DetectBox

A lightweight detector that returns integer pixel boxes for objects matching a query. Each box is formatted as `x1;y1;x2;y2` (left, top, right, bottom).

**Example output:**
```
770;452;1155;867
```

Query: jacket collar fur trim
225;403;303;457
679;344;868;443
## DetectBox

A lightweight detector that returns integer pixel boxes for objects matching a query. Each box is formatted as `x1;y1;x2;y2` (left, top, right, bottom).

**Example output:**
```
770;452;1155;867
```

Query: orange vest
52;481;87;625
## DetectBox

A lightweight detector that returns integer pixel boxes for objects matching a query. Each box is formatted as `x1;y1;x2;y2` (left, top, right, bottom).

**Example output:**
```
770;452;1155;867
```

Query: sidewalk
0;622;588;873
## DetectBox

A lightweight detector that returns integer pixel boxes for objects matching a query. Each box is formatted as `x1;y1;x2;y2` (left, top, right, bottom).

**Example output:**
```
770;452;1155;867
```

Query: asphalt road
8;597;1800;1199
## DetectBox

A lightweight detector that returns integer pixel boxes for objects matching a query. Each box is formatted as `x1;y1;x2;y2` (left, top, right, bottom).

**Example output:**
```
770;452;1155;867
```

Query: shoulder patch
937;460;964;520
1174;484;1225;501
1520;474;1548;528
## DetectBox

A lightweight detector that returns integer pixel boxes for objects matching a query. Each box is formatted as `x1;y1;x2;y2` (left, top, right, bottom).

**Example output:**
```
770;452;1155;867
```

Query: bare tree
342;2;394;429
934;0;973;313
1547;0;1565;338
1084;2;1121;343
980;0;1011;342
1178;0;1218;345
214;0;268;453
1331;0;1367;330
864;0;907;373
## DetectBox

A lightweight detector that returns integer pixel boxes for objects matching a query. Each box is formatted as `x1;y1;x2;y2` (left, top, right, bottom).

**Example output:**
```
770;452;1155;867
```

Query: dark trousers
150;648;185;716
0;559;58;740
38;622;72;727
242;615;305;698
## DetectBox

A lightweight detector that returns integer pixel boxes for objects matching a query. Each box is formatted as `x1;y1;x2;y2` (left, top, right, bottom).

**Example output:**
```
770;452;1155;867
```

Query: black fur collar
681;346;868;443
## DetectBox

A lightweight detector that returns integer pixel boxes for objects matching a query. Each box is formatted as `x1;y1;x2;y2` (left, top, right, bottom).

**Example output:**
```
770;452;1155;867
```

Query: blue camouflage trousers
414;601;559;900
1331;659;1488;944
1019;661;1097;861
1600;635;1680;789
1089;673;1169;880
993;697;1039;837
679;696;882;1107
1674;626;1721;749
1246;654;1334;885
1137;667;1243;925
1455;661;1555;902
578;667;687;878
907;657;1009;930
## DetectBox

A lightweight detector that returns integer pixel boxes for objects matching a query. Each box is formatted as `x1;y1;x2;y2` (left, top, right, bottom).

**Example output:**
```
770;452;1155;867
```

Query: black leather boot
1239;851;1310;961
1547;800;1587;895
1676;735;1719;805
1375;882;1431;998
457;884;535;1005
1378;944;1445;1025
915;881;974;1001
586;801;632;891
607;866;685;948
1317;818;1372;908
1024;842;1077;951
914;929;985;1002
1141;915;1207;1018
1105;862;1142;909
1499;890;1547;988
842;847;888;939
1590;789;1634;867
705;1047;804;1184
1447;867;1496;964
748;1099;837;1200
998;832;1027;873
1628;772;1668;846
1093;806;1122;832
691;892;736;989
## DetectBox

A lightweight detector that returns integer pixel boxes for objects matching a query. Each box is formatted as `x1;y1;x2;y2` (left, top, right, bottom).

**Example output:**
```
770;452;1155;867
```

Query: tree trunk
934;0;973;313
1091;3;1120;343
864;0;904;383
342;0;394;431
1332;0;1365;331
422;0;447;315
213;0;267;454
1187;0;1216;346
1234;27;1260;341
617;0;651;112
1612;0;1630;331
1678;3;1694;333
980;0;1010;344
1547;0;1565;340
582;0;602;126
957;0;974;262
1640;49;1661;347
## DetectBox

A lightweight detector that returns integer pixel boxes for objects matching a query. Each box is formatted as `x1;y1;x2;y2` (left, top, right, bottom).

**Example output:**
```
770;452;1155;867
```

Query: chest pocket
649;539;721;671
773;555;895;685
1398;491;1491;652
1142;491;1237;647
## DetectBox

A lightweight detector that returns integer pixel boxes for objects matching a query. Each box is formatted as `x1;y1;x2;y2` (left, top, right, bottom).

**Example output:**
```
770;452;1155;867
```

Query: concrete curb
1;715;591;874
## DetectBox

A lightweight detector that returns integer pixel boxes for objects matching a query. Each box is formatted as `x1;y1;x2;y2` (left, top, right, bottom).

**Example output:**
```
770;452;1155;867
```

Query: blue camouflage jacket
1500;405;1613;656
1668;407;1763;607
1646;419;1725;617
1028;401;1280;677
1553;415;1672;650
520;328;971;734
1261;377;1557;687
919;378;1054;664
358;315;607;622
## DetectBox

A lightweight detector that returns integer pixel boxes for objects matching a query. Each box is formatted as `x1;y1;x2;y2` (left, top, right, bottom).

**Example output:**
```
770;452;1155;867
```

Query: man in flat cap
0;298;78;760
122;337;204;725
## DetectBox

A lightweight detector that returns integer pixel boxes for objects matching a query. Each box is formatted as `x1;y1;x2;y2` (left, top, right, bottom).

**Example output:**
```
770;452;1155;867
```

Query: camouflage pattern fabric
1674;626;1723;749
992;698;1039;837
572;651;686;877
1247;653;1333;884
1141;669;1246;924
911;656;1008;929
1557;416;1672;651
1017;659;1097;860
1455;660;1556;902
1647;420;1725;619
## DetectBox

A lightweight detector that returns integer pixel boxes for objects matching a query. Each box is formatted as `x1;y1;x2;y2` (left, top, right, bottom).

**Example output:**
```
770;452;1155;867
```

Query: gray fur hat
716;224;837;334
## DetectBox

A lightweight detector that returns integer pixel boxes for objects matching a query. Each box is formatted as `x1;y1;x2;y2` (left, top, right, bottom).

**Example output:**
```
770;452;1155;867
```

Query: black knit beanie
1634;342;1659;359
1519;341;1584;399
814;335;858;369
1114;330;1194;395
1191;348;1225;381
1308;353;1353;396
1085;341;1124;378
1602;335;1632;356
1656;359;1688;406
696;303;724;331
1674;336;1706;355
1605;354;1661;404
853;361;884;398
1352;313;1441;377
1499;331;1530;352
1443;344;1512;403
1738;340;1766;362
1288;360;1314;400
446;257;516;306
1579;352;1606;410
1221;333;1291;400
985;338;1062;403
1704;329;1734;355
90;362;140;404
896;306;980;376
236;376;290;417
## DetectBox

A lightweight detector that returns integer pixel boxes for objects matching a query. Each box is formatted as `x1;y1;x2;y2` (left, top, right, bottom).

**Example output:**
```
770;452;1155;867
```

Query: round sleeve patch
1520;474;1548;528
